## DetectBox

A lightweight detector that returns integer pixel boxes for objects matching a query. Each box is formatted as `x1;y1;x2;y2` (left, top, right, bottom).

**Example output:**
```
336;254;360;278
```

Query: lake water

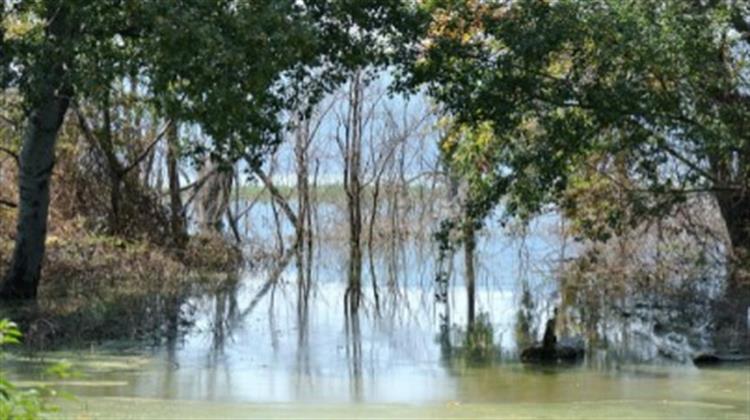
5;216;749;418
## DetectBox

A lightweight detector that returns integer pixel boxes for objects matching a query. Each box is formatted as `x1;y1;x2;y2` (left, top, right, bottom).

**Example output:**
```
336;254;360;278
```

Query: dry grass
1;193;241;350
0;218;241;349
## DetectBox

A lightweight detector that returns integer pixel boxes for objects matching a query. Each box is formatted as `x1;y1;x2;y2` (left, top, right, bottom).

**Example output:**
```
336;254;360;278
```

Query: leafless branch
121;120;173;175
248;160;299;227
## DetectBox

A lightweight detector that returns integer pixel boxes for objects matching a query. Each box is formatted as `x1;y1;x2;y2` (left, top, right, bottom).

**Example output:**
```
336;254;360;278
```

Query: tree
1;1;77;300
72;90;173;240
411;0;750;287
337;71;366;313
1;0;426;301
166;120;187;246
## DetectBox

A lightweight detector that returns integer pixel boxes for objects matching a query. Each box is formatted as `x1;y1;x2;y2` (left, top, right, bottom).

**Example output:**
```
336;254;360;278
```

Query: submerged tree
338;71;366;313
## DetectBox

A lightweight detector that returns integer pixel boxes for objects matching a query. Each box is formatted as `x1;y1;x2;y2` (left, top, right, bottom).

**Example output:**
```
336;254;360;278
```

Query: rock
693;353;750;367
520;341;585;364
520;346;554;363
692;354;721;365
554;344;585;362
521;307;585;364
656;332;690;363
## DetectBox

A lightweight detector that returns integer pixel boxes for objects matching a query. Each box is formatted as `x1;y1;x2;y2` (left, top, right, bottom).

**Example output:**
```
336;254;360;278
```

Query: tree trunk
110;174;123;233
1;91;70;300
1;3;73;301
713;190;750;352
294;114;310;288
463;218;477;328
99;101;124;234
166;122;186;246
715;191;750;285
345;73;364;313
196;161;233;233
0;4;6;87
368;174;382;313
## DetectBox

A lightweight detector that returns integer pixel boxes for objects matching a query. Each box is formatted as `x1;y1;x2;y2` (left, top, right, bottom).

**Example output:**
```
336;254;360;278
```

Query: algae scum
5;221;750;419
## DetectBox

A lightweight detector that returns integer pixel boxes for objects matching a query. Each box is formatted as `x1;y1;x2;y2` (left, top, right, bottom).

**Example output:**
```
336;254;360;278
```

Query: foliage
450;313;498;365
0;319;70;419
1;0;430;301
411;0;750;249
1;0;426;164
514;284;536;351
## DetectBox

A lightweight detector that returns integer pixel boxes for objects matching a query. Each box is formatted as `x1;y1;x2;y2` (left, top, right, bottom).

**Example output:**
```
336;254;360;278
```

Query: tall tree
339;72;366;313
1;1;75;300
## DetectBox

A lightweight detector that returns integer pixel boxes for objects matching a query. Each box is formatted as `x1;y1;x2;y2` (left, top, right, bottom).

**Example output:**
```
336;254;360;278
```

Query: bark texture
1;86;70;300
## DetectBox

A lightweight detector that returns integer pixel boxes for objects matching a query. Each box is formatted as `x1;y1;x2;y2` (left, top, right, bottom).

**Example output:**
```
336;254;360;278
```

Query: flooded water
5;216;750;418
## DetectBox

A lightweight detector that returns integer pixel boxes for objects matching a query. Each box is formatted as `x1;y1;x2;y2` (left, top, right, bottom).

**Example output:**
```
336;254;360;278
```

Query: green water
26;362;750;418
52;396;750;420
6;225;749;418
7;348;748;419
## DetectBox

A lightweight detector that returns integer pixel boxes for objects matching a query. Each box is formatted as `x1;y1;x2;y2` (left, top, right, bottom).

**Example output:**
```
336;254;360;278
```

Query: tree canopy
411;0;750;267
2;0;425;161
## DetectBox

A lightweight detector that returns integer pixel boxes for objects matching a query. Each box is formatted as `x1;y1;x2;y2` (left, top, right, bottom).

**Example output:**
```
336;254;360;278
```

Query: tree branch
121;120;173;175
247;160;298;227
0;146;19;165
182;165;219;210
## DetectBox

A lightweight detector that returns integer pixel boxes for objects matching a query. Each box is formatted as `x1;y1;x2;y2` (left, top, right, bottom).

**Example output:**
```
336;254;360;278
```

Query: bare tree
291;101;332;291
339;71;365;313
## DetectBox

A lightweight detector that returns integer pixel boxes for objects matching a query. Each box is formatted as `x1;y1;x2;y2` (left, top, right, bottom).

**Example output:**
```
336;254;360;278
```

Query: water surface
7;218;750;418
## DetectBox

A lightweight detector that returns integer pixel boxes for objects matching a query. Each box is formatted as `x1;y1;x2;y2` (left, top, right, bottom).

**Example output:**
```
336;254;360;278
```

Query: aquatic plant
0;319;69;419
448;312;499;365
